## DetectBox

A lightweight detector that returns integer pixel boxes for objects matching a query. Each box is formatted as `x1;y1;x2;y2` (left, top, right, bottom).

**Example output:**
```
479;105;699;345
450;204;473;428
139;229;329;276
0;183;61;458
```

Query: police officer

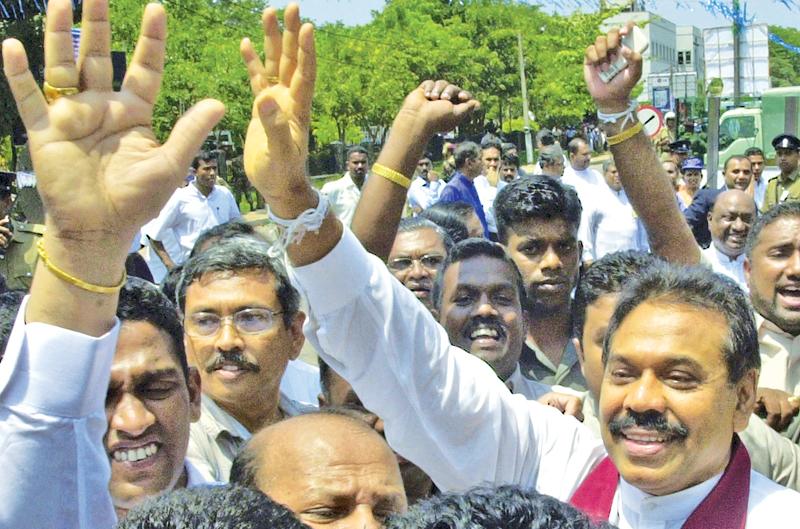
0;171;45;290
668;139;692;169
764;134;800;211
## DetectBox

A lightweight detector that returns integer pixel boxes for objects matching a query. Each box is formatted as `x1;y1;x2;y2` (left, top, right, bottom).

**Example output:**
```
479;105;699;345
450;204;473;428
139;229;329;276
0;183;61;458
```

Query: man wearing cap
763;134;800;212
655;111;677;154
676;156;703;208
684;155;753;248
667;139;691;168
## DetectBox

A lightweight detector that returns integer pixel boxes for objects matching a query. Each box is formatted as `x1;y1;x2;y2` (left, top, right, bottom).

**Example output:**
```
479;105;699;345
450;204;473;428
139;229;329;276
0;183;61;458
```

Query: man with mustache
176;236;310;482
702;189;755;292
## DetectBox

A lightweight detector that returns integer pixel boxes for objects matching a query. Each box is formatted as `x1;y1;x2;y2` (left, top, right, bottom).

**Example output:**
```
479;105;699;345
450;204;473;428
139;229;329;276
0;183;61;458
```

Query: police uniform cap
681;157;704;171
669;140;691;154
772;134;800;151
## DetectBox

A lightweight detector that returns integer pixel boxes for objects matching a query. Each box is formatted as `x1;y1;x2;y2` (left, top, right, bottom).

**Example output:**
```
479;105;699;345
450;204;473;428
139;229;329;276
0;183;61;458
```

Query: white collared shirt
289;228;800;526
407;175;443;213
505;364;551;401
757;313;800;395
701;245;748;292
321;172;362;226
143;184;241;264
578;186;649;261
473;175;498;234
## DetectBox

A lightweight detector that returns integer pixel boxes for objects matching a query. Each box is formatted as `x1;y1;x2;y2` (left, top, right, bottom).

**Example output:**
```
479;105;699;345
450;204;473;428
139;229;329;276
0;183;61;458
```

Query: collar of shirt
614;472;722;528
198;394;251;443
780;168;799;184
185;458;221;487
188;182;219;200
505;364;550;400
711;244;745;265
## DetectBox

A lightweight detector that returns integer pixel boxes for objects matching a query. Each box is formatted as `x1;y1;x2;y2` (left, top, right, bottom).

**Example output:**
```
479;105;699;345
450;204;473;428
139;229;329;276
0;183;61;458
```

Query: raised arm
583;25;700;265
0;0;223;527
350;81;479;260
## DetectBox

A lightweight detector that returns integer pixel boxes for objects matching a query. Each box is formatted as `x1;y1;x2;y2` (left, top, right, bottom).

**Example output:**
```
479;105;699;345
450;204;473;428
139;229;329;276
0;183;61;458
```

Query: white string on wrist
597;99;638;130
267;188;330;250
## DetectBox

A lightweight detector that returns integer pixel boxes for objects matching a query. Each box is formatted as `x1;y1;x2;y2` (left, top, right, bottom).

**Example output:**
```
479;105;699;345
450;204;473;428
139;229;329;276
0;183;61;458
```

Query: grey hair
397;217;454;254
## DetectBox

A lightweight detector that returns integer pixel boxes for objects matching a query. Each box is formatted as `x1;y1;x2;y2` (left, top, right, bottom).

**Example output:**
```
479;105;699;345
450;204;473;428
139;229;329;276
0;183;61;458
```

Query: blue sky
267;0;800;29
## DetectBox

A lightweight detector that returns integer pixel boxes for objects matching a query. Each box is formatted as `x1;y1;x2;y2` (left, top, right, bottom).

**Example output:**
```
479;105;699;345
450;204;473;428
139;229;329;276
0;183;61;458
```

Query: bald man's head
231;412;407;529
708;190;756;258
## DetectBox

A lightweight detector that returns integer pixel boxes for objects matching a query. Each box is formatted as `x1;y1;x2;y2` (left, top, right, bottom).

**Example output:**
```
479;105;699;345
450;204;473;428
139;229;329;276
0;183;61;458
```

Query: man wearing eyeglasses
176;236;311;482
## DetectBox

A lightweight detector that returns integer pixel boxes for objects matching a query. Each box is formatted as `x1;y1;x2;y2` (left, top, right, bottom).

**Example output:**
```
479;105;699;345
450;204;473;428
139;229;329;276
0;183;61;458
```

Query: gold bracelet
607;121;644;146
372;163;412;189
36;239;126;294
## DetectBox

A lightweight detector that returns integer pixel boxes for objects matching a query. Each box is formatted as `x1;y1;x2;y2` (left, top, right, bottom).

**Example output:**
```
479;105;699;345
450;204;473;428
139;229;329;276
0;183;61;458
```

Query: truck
717;86;800;170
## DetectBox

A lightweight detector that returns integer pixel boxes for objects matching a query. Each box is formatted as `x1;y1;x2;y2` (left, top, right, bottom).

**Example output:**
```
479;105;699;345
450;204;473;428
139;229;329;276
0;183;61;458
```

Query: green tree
769;26;800;87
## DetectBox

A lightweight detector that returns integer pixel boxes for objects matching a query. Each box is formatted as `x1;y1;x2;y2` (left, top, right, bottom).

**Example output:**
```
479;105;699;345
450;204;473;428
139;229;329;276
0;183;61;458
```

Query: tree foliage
769;25;800;87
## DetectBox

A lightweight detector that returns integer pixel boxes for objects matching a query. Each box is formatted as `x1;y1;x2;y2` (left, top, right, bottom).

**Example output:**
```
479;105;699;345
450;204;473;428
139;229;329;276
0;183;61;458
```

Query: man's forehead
349;152;368;162
443;256;518;289
755;217;800;248
508;218;577;241
389;229;445;257
112;321;182;378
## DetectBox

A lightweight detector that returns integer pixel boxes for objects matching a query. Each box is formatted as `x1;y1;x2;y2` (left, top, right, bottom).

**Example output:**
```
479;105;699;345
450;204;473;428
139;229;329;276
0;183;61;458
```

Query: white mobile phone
599;25;649;83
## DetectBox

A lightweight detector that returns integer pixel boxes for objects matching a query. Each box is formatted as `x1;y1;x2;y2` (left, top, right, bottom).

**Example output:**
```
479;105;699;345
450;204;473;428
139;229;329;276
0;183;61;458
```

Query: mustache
463;316;506;339
204;352;261;374
607;410;689;439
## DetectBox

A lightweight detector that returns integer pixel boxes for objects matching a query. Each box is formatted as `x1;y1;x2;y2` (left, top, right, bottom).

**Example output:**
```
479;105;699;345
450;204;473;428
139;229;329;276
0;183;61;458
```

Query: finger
77;0;113;91
452;99;481;118
122;3;167;105
262;7;282;81
620;46;643;81
3;39;48;129
457;89;474;102
158;99;226;186
241;38;267;95
585;44;599;65
44;0;79;89
419;80;435;96
255;91;294;153
441;84;461;101
279;3;301;86
565;399;584;421
430;79;449;99
594;35;608;63
290;22;316;124
607;27;621;52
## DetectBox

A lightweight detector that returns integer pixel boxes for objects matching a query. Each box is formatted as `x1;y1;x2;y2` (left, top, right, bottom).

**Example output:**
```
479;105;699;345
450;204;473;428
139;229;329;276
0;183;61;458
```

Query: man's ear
733;368;758;433
187;367;202;422
744;255;751;285
287;311;306;361
318;392;327;408
573;337;588;380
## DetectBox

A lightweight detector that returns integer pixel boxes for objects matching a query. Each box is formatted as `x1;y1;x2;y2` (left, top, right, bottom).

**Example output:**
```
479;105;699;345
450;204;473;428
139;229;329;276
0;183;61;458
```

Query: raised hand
397;80;481;137
583;22;642;113
3;0;224;252
241;3;316;218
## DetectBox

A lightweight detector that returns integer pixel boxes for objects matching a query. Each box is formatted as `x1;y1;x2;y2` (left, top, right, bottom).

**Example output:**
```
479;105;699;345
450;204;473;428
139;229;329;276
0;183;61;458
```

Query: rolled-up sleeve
0;297;119;529
291;229;604;499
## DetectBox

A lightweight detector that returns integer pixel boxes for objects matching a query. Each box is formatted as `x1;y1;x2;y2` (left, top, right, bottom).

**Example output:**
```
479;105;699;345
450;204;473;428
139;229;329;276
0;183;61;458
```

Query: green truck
717;86;800;168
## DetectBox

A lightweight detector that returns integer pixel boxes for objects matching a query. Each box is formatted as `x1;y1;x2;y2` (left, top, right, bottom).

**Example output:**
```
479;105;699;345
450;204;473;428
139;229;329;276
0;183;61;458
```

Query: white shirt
562;165;605;197
755;177;768;211
473;175;498;234
701;245;749;292
320;172;362;226
407;175;443;213
290;228;800;527
578;186;648;261
757;313;800;395
506;364;551;401
144;184;241;265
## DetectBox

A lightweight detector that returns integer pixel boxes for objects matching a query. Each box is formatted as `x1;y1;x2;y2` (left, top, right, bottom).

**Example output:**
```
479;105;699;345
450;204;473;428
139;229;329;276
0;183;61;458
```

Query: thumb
160;98;226;184
621;46;643;84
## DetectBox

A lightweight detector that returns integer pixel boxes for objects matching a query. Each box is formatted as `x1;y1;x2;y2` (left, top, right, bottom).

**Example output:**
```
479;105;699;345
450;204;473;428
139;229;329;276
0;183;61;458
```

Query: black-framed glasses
387;254;445;272
185;308;284;337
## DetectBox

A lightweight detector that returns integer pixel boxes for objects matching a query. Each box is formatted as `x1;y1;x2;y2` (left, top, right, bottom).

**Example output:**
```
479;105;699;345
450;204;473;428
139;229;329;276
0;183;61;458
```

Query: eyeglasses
387;254;445;272
185;308;284;337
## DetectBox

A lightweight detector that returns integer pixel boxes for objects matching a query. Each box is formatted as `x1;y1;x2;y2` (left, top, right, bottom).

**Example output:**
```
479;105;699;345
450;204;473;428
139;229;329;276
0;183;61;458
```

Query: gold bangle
607;121;644;146
36;239;126;294
372;163;412;189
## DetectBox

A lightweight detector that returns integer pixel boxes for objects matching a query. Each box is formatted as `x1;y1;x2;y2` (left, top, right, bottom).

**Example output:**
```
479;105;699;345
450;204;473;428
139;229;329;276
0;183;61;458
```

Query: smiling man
177;237;310;482
701;189;756;291
107;279;208;518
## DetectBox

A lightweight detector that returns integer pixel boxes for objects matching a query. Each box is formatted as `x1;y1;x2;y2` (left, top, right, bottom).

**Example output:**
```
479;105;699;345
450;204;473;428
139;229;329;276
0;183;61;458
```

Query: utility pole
517;33;534;165
732;0;742;105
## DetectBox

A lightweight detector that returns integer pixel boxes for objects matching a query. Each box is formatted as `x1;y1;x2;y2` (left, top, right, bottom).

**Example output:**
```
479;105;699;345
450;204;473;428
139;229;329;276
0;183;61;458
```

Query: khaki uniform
0;219;44;290
763;168;800;212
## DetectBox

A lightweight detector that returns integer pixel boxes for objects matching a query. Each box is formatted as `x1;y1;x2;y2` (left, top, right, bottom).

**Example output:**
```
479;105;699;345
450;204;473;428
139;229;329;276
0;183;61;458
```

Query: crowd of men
3;1;800;528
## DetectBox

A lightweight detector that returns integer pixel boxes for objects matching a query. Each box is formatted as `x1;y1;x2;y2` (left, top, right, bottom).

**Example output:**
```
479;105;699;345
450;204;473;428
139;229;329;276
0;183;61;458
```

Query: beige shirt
757;313;800;395
187;393;312;483
520;337;587;392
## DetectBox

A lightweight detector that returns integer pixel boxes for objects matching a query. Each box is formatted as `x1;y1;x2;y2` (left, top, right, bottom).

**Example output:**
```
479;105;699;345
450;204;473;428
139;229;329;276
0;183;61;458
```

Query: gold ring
265;76;279;84
43;81;79;104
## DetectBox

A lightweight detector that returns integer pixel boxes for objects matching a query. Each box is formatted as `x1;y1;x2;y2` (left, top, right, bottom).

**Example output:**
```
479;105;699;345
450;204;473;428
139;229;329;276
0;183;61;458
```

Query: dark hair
604;262;760;384
573;251;662;340
494;176;582;244
191;150;217;170
454;142;481;170
190;220;258;259
567;137;587;156
432;238;526;312
177;237;300;327
723;154;750;172
746;200;800;259
0;289;25;362
317;356;335;404
386;484;615;529
480;136;502;152
118;277;189;379
419;203;472;243
160;263;184;309
501;153;519;168
535;128;555;146
396;217;454;254
346;145;369;160
744;147;764;158
117;484;309;529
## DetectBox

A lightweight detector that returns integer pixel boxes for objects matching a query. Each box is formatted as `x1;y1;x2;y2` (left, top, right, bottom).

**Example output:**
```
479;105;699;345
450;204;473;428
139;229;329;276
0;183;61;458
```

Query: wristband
372;163;412;189
597;99;638;130
607;121;644;146
268;188;330;248
36;239;126;294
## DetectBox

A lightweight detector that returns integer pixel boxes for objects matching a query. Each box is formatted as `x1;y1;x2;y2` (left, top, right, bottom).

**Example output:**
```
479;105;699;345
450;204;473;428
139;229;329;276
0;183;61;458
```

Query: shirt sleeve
0;297;119;529
740;415;800;492
143;189;181;241
225;189;242;221
437;185;458;204
290;229;604;499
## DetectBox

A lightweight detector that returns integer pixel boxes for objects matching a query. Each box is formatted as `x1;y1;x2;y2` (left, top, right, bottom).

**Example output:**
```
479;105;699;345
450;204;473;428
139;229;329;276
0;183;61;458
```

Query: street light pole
517;32;534;165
